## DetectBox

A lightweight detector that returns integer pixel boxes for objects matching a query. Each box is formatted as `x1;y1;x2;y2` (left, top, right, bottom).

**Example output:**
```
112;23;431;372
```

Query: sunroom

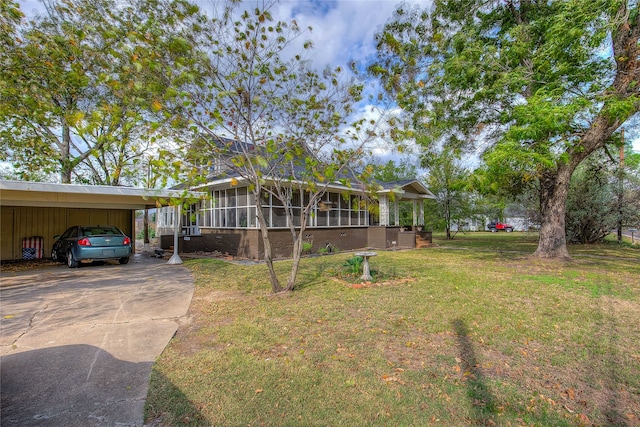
157;178;434;259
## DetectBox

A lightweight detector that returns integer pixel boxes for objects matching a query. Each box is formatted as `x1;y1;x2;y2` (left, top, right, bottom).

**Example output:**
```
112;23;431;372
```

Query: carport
0;180;200;263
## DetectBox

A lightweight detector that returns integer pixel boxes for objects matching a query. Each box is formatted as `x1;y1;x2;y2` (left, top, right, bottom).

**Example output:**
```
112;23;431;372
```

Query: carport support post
167;204;183;265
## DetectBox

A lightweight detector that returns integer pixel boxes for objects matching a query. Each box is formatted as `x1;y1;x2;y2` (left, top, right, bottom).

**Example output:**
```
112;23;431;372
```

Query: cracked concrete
1;254;194;426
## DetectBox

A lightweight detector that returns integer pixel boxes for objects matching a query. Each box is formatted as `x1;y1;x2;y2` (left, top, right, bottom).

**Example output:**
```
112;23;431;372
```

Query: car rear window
81;227;120;236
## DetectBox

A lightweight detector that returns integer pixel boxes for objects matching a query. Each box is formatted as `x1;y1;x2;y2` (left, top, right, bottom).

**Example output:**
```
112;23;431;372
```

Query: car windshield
81;227;120;236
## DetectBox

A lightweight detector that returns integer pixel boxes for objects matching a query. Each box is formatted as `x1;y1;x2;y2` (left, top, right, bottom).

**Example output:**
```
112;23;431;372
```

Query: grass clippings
145;232;640;426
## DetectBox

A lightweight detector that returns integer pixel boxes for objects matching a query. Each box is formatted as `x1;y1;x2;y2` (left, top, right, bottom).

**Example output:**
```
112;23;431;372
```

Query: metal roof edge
0;180;204;200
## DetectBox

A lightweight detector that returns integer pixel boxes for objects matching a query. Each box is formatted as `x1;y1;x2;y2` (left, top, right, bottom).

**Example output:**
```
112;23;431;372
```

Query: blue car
52;226;132;268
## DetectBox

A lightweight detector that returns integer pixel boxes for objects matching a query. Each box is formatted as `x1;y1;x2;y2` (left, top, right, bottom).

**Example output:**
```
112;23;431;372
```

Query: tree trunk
533;166;573;259
286;235;302;292
285;219;309;292
143;208;150;251
445;197;452;239
254;190;282;293
261;228;282;293
61;124;72;183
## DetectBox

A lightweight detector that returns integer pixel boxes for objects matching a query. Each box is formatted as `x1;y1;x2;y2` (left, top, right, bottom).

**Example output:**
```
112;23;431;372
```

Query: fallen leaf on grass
381;374;406;385
564;388;576;400
255;389;263;394
576;413;590;426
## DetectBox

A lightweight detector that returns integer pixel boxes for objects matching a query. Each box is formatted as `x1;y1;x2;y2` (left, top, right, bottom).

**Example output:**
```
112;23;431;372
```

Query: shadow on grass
452;318;498;425
145;369;208;426
592;299;628;427
295;257;334;290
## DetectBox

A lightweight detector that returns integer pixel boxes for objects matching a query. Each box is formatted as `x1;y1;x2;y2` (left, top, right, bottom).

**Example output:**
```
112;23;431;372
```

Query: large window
199;186;369;229
201;188;256;228
313;192;368;227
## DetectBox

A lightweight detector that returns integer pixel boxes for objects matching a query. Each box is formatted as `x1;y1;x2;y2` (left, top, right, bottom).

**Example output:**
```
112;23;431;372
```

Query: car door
58;227;78;255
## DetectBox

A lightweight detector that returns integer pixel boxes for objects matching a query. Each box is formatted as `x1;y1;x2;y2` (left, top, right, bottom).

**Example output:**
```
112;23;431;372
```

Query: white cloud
271;0;422;70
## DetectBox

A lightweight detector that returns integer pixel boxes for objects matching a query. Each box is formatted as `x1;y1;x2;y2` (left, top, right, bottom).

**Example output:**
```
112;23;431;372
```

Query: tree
172;2;370;293
423;149;471;239
617;143;640;233
565;155;619;243
0;0;200;184
370;158;418;182
371;0;640;259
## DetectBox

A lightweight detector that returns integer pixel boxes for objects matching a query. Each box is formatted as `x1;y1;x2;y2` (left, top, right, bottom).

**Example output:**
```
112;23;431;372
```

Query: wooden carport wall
0;180;198;262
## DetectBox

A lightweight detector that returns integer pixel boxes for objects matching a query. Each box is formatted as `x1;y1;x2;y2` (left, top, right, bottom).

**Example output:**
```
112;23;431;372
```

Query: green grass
145;233;640;426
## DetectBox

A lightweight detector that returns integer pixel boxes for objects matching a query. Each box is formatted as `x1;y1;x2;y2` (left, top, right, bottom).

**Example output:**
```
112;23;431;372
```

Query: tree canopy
161;1;371;293
0;0;201;184
371;0;640;258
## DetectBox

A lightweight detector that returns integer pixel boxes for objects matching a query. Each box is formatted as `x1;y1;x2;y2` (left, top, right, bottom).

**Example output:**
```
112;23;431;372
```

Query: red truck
488;221;514;232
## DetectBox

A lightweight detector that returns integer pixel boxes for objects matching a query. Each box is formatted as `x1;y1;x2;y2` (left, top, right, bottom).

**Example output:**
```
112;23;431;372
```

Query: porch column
393;199;399;226
167;204;183;265
379;194;389;226
412;200;418;226
418;200;424;226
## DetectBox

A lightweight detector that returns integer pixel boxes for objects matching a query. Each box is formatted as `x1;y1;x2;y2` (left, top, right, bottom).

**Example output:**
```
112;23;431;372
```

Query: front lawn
145;233;640;426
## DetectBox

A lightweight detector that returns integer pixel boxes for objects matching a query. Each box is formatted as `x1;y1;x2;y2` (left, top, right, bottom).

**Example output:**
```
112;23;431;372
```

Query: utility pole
617;129;625;243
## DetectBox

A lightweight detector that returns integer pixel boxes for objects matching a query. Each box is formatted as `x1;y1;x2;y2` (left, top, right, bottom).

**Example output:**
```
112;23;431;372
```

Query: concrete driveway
0;254;194;426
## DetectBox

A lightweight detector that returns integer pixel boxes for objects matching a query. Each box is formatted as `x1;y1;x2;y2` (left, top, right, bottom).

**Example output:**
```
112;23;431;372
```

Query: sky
19;0;416;71
16;0;640;155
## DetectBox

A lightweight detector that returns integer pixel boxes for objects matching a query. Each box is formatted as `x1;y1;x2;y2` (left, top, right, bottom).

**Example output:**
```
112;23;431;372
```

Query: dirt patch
195;289;253;303
331;277;416;289
0;259;60;273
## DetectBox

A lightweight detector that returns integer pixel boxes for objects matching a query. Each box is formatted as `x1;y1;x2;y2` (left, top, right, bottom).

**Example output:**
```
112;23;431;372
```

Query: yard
145;233;640;426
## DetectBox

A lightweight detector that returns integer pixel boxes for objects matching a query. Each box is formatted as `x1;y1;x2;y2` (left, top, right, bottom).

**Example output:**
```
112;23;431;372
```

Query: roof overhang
193;176;360;194
0;180;204;210
376;180;435;200
193;177;437;201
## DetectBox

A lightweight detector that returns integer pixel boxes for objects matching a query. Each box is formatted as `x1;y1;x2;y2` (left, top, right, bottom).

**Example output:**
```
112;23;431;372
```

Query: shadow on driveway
0;254;194;426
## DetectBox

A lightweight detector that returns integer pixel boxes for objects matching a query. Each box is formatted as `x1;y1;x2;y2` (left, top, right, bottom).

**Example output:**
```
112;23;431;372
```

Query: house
156;139;435;259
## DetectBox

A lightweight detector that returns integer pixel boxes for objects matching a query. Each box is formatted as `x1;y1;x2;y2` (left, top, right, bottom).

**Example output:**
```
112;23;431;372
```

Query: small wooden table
354;251;377;281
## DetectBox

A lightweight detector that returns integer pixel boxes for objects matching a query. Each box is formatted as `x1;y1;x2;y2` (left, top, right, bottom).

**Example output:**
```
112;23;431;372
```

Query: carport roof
0;180;203;210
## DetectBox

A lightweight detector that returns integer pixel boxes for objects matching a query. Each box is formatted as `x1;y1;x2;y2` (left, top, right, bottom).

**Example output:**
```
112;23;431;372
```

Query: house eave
0;180;203;210
194;176;364;194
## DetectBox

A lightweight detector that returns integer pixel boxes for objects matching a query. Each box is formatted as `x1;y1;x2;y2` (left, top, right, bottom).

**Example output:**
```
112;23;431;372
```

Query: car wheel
506;228;513;232
67;251;79;268
490;228;497;232
51;249;59;262
119;256;130;265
